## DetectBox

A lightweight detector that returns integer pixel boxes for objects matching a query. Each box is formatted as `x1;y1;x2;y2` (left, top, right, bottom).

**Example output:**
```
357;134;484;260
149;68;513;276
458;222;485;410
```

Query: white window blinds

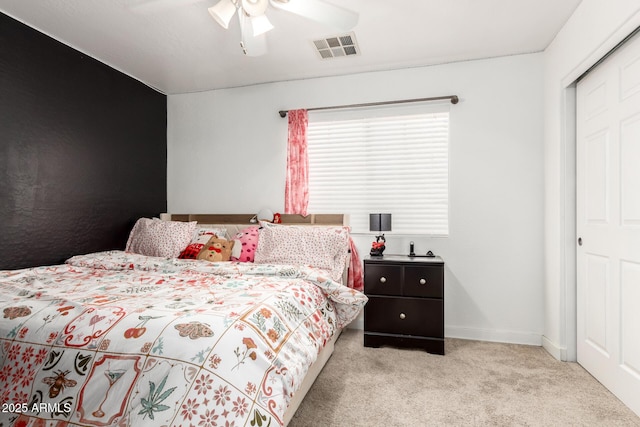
306;104;449;235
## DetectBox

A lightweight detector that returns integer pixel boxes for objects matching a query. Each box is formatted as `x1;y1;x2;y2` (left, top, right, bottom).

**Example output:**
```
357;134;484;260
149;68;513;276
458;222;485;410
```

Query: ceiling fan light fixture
208;0;237;29
241;0;269;16
207;0;359;57
250;14;274;36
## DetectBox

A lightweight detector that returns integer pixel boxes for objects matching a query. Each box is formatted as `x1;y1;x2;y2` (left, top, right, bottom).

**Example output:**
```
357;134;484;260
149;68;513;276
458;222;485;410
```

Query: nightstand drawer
403;265;443;298
364;296;443;338
364;264;402;296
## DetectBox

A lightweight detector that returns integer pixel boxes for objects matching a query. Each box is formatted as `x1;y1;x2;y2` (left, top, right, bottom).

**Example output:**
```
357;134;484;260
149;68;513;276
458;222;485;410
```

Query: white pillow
126;218;197;258
254;221;350;283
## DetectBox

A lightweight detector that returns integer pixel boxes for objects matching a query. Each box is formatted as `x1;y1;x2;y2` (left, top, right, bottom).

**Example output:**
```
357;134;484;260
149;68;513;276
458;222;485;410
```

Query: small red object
273;213;282;223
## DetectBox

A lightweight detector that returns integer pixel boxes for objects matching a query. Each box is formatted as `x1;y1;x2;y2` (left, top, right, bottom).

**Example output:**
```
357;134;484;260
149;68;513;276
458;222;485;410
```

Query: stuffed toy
197;236;235;262
179;229;226;259
370;234;386;256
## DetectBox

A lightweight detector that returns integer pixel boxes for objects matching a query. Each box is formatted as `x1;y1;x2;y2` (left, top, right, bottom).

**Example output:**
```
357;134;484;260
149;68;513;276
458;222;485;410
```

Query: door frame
557;23;640;363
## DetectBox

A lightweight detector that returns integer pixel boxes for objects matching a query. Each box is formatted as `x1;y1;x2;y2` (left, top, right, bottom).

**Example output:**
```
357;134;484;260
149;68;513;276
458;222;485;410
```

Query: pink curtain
347;237;364;291
285;109;309;215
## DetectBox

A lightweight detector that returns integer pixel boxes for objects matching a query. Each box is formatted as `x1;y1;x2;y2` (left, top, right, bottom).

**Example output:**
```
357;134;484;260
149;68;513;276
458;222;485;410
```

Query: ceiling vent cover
312;32;360;59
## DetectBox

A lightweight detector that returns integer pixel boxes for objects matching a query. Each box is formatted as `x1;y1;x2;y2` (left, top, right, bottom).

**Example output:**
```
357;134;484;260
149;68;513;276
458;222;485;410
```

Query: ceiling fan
208;0;359;56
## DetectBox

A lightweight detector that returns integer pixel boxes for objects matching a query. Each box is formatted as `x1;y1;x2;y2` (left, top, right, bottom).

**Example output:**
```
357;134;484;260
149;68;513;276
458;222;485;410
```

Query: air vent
312;32;360;60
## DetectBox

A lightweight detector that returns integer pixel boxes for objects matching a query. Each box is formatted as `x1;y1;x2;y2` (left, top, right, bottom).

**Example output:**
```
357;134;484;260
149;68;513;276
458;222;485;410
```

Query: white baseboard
542;335;568;361
444;326;542;346
347;321;543;347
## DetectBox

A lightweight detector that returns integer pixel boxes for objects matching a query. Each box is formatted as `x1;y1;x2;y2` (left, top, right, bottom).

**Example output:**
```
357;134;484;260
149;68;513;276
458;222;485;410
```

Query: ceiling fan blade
269;0;358;31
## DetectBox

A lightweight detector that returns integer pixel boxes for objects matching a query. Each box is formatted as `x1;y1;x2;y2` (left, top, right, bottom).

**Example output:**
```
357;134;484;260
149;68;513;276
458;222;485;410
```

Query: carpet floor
289;329;640;427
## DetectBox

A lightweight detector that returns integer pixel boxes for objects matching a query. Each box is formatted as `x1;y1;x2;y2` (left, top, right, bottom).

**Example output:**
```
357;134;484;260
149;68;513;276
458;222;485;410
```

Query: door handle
578;237;583;246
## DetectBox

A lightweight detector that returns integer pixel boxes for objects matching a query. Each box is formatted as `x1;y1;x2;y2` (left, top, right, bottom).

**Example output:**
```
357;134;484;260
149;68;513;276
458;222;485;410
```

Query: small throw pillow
231;226;260;262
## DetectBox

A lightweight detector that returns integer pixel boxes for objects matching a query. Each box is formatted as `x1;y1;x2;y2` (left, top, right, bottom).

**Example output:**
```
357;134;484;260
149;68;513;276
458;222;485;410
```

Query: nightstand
363;255;445;355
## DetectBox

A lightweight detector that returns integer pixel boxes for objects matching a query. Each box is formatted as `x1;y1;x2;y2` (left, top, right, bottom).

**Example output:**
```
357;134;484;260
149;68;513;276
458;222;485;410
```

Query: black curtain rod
278;95;458;118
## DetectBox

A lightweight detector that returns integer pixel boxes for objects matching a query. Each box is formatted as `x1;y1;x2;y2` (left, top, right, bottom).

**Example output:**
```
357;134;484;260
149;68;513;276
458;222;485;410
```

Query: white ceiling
0;0;582;94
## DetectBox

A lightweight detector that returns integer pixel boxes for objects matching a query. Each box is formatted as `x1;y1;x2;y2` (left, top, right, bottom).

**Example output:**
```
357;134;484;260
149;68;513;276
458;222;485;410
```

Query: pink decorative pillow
126;218;197;258
254;222;350;282
231;226;260;262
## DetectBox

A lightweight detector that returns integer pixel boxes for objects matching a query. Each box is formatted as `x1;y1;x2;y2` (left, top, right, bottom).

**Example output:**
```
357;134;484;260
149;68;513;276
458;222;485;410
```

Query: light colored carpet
289;329;640;426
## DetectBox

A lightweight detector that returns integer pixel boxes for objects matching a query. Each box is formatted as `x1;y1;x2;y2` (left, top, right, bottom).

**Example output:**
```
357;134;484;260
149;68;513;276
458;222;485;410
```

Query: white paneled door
577;30;640;417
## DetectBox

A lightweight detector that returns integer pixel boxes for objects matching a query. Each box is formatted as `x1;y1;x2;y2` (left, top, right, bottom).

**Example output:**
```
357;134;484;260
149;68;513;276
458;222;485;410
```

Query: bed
0;214;366;427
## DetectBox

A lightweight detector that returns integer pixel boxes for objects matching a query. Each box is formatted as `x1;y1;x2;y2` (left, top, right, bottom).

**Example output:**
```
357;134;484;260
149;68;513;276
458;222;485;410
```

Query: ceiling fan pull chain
238;13;248;55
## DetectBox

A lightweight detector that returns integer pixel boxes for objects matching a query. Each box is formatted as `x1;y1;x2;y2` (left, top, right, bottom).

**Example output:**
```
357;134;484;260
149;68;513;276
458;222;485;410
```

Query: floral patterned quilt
0;251;367;427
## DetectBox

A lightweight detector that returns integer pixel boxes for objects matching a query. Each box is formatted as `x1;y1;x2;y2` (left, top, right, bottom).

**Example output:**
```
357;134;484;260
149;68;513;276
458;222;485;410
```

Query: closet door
576;30;640;416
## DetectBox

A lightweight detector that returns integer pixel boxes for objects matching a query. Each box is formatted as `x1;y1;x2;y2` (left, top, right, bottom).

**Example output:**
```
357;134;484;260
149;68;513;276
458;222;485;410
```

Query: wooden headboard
160;213;349;240
161;213;351;283
161;213;347;226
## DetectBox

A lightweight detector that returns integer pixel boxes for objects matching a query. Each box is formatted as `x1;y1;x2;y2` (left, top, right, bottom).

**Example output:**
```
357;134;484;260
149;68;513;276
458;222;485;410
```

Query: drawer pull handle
399;313;406;320
419;278;427;285
379;277;387;283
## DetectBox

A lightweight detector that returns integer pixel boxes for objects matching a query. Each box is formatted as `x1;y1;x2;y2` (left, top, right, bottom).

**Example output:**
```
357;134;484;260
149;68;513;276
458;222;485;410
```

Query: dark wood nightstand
363;255;445;355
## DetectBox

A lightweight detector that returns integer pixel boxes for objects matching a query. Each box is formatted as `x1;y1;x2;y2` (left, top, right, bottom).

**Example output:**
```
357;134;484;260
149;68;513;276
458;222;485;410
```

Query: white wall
168;53;545;345
543;0;640;361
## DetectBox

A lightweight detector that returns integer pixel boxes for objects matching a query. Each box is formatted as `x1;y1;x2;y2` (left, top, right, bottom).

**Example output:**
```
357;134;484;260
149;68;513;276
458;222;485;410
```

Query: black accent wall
0;12;167;270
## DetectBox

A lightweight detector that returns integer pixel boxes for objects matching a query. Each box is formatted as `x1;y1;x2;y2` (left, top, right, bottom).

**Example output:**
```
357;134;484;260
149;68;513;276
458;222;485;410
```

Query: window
306;104;449;235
